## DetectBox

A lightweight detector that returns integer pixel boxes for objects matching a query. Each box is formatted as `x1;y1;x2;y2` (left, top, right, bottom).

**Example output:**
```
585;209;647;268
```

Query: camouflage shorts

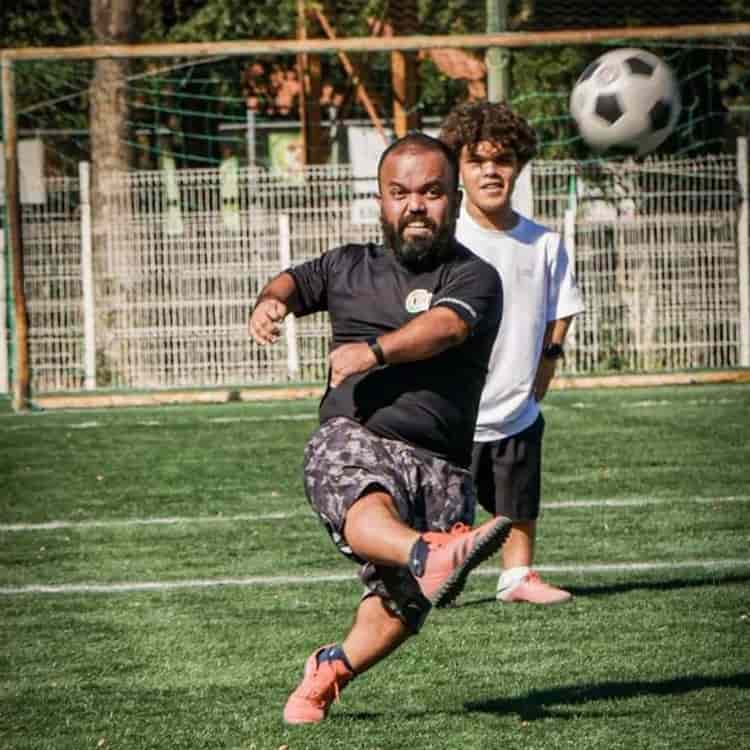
303;417;476;632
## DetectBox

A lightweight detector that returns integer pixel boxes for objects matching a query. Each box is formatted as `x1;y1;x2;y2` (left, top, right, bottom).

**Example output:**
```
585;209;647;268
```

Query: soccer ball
570;48;681;156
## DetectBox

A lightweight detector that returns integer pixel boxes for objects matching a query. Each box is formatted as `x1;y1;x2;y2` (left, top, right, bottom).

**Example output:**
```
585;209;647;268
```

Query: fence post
563;170;578;359
738;137;749;367
0;225;7;394
246;109;256;167
277;213;300;380
79;162;96;390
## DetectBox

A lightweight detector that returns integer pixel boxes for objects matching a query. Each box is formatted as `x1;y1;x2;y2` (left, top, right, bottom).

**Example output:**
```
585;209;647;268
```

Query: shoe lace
311;662;351;705
422;522;472;548
331;677;343;703
525;570;542;584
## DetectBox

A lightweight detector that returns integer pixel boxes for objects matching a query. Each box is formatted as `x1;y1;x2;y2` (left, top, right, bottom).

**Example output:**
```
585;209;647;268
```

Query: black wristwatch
542;342;565;360
367;336;387;366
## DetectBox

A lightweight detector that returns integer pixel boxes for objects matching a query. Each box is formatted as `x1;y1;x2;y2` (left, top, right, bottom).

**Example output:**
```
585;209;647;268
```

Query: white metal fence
533;151;749;372
11;176;85;392
2;146;748;394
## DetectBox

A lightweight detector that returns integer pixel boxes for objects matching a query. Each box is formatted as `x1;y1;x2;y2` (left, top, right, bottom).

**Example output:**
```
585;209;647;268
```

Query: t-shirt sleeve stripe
432;296;478;319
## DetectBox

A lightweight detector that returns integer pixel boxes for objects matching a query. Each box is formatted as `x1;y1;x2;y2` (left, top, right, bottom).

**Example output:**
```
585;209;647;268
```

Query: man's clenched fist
249;298;288;345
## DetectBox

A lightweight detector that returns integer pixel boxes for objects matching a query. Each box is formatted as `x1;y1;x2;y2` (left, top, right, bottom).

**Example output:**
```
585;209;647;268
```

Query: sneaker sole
430;517;512;608
496;580;573;605
496;593;573;605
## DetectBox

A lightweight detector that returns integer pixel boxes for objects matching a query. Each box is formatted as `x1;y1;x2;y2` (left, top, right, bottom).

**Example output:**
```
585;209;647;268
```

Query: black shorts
469;414;545;522
303;417;476;632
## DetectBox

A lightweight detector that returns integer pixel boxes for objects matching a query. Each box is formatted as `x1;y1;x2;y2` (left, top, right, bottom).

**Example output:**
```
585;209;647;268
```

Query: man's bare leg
284;491;511;723
501;520;535;569
497;519;571;604
343;490;419;566
342;594;412;673
333;491;418;671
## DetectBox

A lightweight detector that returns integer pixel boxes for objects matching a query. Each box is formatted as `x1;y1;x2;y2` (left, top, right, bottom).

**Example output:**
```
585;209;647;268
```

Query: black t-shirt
289;241;502;467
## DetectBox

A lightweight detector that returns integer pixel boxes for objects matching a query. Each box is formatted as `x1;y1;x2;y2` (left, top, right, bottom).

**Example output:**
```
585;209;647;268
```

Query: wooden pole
306;53;325;163
391;49;417;137
312;7;388;144
389;0;419;138
297;0;325;165
1;59;31;412
296;0;309;166
0;202;6;395
4;24;749;62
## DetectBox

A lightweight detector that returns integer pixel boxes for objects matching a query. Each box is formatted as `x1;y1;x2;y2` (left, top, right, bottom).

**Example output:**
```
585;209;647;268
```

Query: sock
498;566;530;591
317;644;354;674
407;537;429;578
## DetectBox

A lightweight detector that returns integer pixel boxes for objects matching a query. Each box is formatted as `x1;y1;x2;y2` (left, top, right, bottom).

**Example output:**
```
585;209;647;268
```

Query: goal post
2;59;31;412
2;22;750;402
2;23;749;62
738;137;750;367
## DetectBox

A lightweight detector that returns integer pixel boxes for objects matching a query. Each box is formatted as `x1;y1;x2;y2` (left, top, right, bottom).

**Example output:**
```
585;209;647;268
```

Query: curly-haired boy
440;100;585;604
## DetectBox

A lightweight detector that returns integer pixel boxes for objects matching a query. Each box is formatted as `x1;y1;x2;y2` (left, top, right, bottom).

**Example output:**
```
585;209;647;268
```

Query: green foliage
0;0;92;47
419;0;484;34
1;1;93;148
510;46;590;158
418;57;467;115
146;0;298;43
724;0;750;17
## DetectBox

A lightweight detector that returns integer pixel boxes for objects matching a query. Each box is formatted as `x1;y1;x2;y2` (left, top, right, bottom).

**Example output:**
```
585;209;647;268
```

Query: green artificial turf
2;383;749;749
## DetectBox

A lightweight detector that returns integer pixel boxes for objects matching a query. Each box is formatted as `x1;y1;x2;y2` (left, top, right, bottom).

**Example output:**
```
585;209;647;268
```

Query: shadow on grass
465;672;750;721
565;571;750;598
455;572;750;608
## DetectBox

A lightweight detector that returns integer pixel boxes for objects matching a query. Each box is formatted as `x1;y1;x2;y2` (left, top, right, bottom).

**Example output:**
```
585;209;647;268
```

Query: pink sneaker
283;644;354;724
418;516;511;607
497;570;572;604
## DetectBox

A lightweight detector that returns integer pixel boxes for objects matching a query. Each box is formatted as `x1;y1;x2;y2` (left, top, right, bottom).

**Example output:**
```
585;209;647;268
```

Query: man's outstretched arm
248;271;302;345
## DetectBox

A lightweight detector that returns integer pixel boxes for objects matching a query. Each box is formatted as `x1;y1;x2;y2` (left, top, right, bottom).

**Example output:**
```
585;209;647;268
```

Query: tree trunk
90;0;134;197
90;0;134;386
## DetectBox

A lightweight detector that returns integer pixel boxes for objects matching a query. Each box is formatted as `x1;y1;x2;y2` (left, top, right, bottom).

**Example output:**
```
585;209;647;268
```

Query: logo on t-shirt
405;289;433;314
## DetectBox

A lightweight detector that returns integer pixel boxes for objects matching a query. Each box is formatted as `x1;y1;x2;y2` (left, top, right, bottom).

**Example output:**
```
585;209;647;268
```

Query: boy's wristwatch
542;342;565;360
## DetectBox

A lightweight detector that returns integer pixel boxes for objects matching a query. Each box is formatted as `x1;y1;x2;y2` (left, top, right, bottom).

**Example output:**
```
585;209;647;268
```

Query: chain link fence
5;147;747;394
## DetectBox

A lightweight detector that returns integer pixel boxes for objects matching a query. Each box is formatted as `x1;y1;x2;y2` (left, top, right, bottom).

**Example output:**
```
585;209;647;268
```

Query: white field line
566;397;743;409
208;415;315;423
0;511;298;531
3;413;318;430
2;495;748;533
2;558;749;596
545;496;750;508
1;396;745;426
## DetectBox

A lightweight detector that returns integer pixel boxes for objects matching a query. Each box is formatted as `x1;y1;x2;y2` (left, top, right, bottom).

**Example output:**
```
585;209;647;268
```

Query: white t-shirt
456;206;585;441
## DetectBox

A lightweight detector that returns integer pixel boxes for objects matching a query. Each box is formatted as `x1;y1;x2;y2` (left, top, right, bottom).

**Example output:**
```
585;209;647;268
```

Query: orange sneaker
283;645;354;725
497;570;572;604
417;516;511;607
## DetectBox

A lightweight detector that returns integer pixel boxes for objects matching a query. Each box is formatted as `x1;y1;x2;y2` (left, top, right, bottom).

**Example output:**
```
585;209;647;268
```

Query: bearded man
249;132;508;724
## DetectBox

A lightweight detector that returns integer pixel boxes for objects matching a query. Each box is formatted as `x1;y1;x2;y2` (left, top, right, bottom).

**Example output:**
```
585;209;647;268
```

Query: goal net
2;8;749;395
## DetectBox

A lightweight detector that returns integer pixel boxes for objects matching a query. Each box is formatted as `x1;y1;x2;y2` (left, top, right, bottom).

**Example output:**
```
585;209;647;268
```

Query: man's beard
381;214;456;271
